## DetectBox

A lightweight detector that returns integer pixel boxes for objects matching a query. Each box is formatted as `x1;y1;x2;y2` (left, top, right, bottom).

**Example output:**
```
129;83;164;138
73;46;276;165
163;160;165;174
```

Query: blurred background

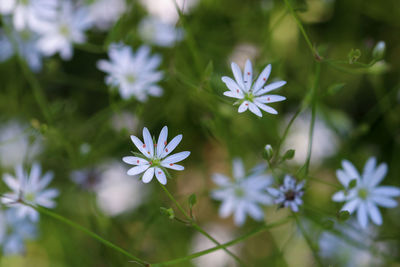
0;0;400;266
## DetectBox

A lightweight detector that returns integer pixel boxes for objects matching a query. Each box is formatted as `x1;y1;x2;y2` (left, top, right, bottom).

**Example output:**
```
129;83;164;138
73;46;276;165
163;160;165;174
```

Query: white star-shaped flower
222;59;286;117
36;1;92;60
332;157;400;229
97;43;164;102
123;126;190;185
1;163;59;222
267;175;305;212
211;158;274;226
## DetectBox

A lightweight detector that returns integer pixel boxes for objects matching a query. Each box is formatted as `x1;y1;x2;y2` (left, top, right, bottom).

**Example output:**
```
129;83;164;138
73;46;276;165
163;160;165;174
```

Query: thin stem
159;184;245;266
303;63;321;175
152;218;291;266
283;0;317;58
26;203;149;266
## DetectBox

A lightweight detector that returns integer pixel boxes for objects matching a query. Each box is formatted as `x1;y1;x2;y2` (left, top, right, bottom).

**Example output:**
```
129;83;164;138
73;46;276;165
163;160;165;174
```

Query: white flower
97;43;163;101
0;28;44;71
267;175;305;212
332;157;400;229
88;0;126;31
36;1;91;60
123;126;190;185
0;0;58;32
138;16;183;47
222;59;286;117
0;209;37;255
211;158;273;226
1;163;59;222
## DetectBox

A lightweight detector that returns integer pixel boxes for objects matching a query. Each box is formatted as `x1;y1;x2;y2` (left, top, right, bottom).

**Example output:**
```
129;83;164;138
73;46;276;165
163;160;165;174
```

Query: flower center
150;158;161;167
59;24;70;37
25;192;36;202
285;190;296;201
20;0;30;6
125;73;136;84
244;92;254;102
358;188;369;200
234;187;245;198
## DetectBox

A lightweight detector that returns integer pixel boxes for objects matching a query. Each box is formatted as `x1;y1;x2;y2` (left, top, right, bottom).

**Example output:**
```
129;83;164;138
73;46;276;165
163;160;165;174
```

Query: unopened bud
372;41;385;60
262;144;273;160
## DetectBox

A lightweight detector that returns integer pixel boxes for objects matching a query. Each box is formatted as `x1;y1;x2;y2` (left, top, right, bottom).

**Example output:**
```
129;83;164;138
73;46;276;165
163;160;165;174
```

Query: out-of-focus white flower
97;43;163;101
88;0;126;30
36;1;91;60
190;224;239;267
123;126;190;185
0;209;37;255
211;158;273;226
0;121;42;168
139;0;199;24
267;175;305;212
281;113;339;166
138;16;183;47
0;28;44;71
1;163;59;222
319;221;382;267
222;59;286;117
110;111;139;133
0;0;58;32
332;157;400;229
228;43;259;68
94;161;149;216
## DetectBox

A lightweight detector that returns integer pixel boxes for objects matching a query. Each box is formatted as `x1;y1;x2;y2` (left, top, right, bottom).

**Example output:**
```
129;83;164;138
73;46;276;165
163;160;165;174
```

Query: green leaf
327;83;346;95
348;179;357;189
322;220;334;229
337;210;350;222
203;61;214;79
348;48;361;64
188;194;197;209
282;149;295;161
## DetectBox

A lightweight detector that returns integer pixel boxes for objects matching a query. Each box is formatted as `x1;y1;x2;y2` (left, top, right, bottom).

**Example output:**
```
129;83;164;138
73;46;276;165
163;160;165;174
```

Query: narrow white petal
363;157;377;184
162;151;190;164
142;167;155;183
238;101;249;113
290;202;299;212
357;202;369;229
246;202;264;220
267;188;281;197
243;59;253;91
223;91;242;99
221;76;241;93
130;135;151;158
36;172;54;191
342;160;360;181
367;201;382;225
127;165;149;176
219;197;235;218
341;198;359;214
29;163;41;187
255;95;286;104
254;101;278;115
332;191;346;202
253;64;271;93
160;134;182;158
254;81;286;96
3;174;20;192
212;174;231;186
232;158;245;180
142;127;154;157
234;202;246;226
157;126;168;157
248;102;262;117
122;156;149;165
368;163;388;188
161;163;184;171
336;169;351;187
231;62;244;89
371;196;398;208
154;168;167;185
373;186;400;197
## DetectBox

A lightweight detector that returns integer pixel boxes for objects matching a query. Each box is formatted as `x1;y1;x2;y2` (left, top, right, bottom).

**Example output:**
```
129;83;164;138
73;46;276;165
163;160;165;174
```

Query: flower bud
262;144;274;160
372;41;386;60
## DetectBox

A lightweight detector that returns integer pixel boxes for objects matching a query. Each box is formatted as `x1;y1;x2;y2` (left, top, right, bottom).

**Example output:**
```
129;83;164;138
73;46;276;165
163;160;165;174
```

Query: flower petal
367;201;382;225
373;186;400;197
221;76;242;93
122;156;149;165
219;197;235;218
130;135;151;158
223;90;242;99
161;163;184;171
142;127;154;157
253;64;271;93
154;167;167;185
238;101;249;113
357;202;369;229
254;101;278;115
234;201;246;226
362;157;376;184
160;134;182;158
248;102;262;117
254;81;286;96
371;195;398;208
332;191;346;202
342;160;360;181
127;165;149;176
336;169;351;187
243;59;252;91
162;151;190;164
142;167;155;183
3;174;20;192
232;158;245;180
255;95;286;104
231;62;244;89
341;198;359;214
368;162;388;188
212;174;231;186
157;126;168;157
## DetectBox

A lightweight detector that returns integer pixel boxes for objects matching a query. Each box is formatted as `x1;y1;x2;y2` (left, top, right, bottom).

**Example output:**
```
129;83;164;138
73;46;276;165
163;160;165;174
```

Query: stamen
136;160;140;164
165;148;168;152
247;72;250;75
245;103;248;106
150;161;153;165
169;163;174;166
164;141;167;145
143;144;146;148
267;97;270;101
158;171;162;174
263;78;266;81
236;89;239;93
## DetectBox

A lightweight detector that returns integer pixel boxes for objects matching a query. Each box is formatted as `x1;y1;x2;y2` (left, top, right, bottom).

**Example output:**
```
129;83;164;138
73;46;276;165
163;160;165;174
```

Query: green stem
26;203;149;266
159;184;245;266
152;218;291;266
283;0;317;58
303;63;321;176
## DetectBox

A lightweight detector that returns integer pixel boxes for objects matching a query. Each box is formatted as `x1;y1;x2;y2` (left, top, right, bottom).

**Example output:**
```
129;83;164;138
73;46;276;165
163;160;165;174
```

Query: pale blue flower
267;175;305;212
